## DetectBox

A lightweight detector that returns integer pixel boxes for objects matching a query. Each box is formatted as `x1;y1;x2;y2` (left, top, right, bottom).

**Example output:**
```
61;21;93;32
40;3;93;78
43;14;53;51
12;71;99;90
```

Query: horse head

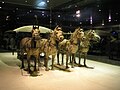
73;27;84;41
53;26;64;42
81;36;90;46
87;30;101;42
31;25;40;37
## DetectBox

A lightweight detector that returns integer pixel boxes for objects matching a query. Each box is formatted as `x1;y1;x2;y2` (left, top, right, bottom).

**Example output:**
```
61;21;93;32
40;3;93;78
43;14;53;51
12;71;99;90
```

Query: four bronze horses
19;25;100;74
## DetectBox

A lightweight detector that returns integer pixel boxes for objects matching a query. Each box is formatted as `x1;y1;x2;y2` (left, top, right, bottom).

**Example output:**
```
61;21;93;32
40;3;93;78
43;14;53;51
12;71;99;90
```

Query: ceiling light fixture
29;10;32;12
38;1;46;6
47;0;49;3
102;20;104;25
76;10;80;18
76;10;80;14
108;10;111;22
16;8;19;10
2;1;5;4
76;14;80;17
58;15;61;17
99;9;101;12
90;15;93;24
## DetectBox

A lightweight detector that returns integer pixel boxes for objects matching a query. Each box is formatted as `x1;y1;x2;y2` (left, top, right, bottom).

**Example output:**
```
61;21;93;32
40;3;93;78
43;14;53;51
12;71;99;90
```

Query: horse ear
75;27;80;32
31;29;33;33
80;28;83;31
78;27;80;29
33;25;34;29
56;25;59;29
89;29;92;32
49;31;53;34
54;25;58;31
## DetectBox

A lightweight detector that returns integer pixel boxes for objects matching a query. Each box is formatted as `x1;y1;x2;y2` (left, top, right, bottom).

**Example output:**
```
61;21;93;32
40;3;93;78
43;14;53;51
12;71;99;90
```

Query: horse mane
84;29;100;42
46;30;57;44
54;25;62;31
70;27;80;41
85;29;95;35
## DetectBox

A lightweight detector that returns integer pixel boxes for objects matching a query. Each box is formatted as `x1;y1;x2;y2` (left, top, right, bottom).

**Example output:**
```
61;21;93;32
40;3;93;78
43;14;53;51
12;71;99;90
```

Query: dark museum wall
0;0;119;32
0;0;120;60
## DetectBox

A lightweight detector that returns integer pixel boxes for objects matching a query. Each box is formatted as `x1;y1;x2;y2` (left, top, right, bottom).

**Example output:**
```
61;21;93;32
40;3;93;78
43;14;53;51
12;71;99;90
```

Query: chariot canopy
13;25;52;33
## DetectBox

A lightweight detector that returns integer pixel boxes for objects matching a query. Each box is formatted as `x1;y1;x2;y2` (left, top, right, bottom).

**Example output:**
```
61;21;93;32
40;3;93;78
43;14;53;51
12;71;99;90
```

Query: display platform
0;52;120;90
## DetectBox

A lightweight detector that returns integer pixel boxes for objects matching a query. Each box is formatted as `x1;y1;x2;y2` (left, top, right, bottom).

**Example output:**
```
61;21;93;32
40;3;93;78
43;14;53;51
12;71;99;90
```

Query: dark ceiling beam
0;1;71;13
54;0;83;9
54;0;96;10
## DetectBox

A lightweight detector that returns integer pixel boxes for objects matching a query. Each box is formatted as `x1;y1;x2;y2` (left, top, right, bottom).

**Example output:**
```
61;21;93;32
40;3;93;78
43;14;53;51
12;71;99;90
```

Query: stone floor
0;52;120;90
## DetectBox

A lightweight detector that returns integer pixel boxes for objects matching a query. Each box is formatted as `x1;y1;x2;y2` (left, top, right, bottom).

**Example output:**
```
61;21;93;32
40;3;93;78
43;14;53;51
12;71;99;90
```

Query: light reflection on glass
35;0;47;9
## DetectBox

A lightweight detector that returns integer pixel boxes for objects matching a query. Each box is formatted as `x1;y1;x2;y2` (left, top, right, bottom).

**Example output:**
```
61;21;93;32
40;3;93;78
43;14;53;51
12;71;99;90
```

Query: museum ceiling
0;0;96;10
1;0;118;11
0;0;119;32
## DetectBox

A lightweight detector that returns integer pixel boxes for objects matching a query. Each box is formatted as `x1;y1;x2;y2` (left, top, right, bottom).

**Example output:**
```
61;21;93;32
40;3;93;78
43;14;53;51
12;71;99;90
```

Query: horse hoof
30;71;39;76
66;66;69;69
27;70;32;74
74;62;77;64
84;65;94;69
57;63;60;65
71;66;74;68
78;64;83;67
35;68;39;71
51;68;54;70
20;67;23;69
61;63;64;65
45;68;49;71
20;66;25;69
24;68;28;71
34;69;37;72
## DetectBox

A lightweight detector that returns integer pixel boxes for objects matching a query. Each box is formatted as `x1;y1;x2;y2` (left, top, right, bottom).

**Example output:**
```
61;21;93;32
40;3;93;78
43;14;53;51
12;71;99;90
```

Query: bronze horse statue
19;25;41;73
39;26;64;71
57;27;84;68
78;30;100;68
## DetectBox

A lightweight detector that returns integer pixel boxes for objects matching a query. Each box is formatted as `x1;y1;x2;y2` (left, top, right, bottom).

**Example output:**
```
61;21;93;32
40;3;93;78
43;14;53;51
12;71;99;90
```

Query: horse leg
34;55;39;72
37;54;40;71
69;54;72;63
12;48;14;55
51;55;55;70
84;53;94;69
73;54;77;64
45;56;49;71
34;57;37;71
61;53;64;65
57;53;60;65
78;52;82;67
21;53;25;69
84;53;87;67
44;55;46;67
27;55;31;73
66;54;69;69
71;54;74;68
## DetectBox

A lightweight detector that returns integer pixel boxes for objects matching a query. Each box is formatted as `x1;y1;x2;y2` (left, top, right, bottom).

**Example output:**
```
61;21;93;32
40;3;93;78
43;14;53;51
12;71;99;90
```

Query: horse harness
31;36;41;48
